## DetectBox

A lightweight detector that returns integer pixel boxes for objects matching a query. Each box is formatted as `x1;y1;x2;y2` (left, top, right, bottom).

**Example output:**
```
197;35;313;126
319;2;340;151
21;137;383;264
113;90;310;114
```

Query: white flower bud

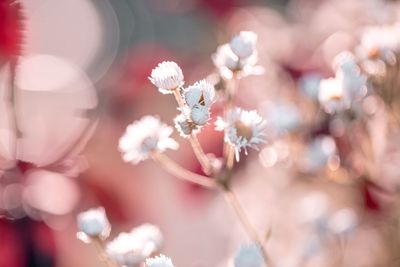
77;207;111;241
230;31;258;59
234;244;264;267
149;61;184;94
328;209;358;236
190;105;210;125
184;80;215;109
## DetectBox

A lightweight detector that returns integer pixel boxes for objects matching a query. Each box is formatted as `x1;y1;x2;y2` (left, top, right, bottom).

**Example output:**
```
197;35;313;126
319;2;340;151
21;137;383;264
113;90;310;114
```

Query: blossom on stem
216;108;267;161
106;224;163;267
77;207;111;242
119;116;179;164
184;79;215;109
145;254;174;267
149;61;184;94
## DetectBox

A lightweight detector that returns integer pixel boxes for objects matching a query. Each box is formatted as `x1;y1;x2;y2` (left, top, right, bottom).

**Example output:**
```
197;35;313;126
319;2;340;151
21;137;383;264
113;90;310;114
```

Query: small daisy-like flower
229;31;258;59
174;112;195;137
184;80;215;109
149;61;184;94
119;116;179;164
234;243;264;267
145;254;174;267
77;207;111;242
332;51;359;74
216;108;267;161
318;77;350;114
106;224;163;267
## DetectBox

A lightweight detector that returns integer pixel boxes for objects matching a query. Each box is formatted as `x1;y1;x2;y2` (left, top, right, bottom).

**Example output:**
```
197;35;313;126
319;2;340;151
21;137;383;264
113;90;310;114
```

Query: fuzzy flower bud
190;105;211;125
229;31;258;59
184;80;215;109
77;207;111;242
149;61;184;94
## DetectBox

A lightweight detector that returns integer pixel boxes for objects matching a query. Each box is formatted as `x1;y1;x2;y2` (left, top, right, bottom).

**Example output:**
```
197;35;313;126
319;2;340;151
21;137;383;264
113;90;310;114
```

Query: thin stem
151;152;216;188
92;237;118;267
226;145;235;171
222;187;273;267
173;87;213;175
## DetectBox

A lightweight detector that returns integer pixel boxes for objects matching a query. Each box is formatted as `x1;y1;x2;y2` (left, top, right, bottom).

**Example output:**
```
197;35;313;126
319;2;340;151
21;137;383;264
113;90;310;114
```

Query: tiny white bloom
318;77;350;114
77;207;111;242
184;80;215;109
146;254;174;267
190;105;210;125
298;73;322;100
149;61;184;94
298;191;330;232
174;112;195;137
230;31;258;59
332;51;359;74
216;108;267;161
119;116;179;164
106;224;163;267
328;209;358;236
303;136;337;172
234;243;264;267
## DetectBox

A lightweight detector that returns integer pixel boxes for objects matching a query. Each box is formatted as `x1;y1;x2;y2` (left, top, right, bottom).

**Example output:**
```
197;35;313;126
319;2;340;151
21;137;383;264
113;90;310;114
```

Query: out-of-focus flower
77;207;111;242
327;208;358;236
215;108;267;161
333;51;359;74
145;254;174;267
356;23;400;65
184;80;215;109
212;33;263;80
298;192;330;231
262;101;301;135
106;224;163;267
149;61;184;94
302;136;337;172
119;116;179;164
229;31;258;60
318;77;350;114
298;73;322;100
234;243;264;267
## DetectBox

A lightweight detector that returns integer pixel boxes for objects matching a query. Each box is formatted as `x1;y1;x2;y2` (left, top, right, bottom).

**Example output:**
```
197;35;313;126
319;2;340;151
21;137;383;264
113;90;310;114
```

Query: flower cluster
77;207;172;267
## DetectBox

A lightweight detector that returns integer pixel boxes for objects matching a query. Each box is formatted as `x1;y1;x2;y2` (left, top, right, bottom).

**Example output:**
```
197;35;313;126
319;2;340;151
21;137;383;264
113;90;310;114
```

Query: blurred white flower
174;112;195;137
262;101;301;135
333;51;359;74
106;224;163;267
146;254;174;267
318;77;350;114
230;31;258;59
328;208;358;236
298;73;322;100
234;244;264;267
216;108;267;161
298;191;330;231
184;80;215;109
77;207;111;242
303;136;337;172
149;61;184;94
357;23;400;65
119;116;179;164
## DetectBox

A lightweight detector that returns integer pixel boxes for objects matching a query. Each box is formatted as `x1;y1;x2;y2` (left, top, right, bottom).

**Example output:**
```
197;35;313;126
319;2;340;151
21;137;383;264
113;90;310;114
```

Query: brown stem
151;152;216;188
92;237;118;267
222;187;274;267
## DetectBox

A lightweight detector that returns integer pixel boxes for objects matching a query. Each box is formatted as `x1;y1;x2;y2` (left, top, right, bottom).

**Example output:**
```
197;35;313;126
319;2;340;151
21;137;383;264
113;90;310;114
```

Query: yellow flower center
235;121;253;140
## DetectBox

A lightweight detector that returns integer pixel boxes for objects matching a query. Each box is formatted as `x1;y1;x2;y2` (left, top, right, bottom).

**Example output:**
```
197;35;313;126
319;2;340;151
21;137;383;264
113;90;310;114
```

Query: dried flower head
229;31;258;59
216;108;267;161
318;77;350;114
119;116;179;164
77;207;111;242
146;254;174;267
184;80;215;109
234;243;264;267
106;224;163;267
149;61;184;94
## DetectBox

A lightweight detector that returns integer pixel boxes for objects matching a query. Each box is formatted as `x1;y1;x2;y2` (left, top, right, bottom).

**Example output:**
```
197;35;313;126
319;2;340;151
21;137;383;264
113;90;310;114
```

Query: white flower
149;61;184;94
298;73;322;100
303;136;337;172
230;31;258;59
332;51;359;74
106;224;163;267
318;77;350;114
174;112;195;137
184;80;215;109
216;108;267;161
146;254;174;267
119;116;179;164
77;207;111;242
234;244;264;267
298;192;329;230
328;209;358;236
190;105;210;125
357;23;400;64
